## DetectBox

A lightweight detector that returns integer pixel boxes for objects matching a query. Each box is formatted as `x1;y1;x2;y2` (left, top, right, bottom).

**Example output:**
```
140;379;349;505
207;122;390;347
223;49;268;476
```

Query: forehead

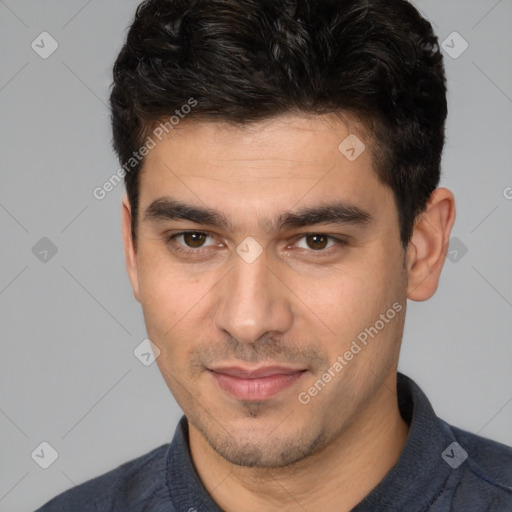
144;112;371;171
137;113;395;230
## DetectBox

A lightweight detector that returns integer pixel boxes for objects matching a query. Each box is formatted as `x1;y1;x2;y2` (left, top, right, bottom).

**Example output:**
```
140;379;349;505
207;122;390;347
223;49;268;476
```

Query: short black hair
110;0;447;248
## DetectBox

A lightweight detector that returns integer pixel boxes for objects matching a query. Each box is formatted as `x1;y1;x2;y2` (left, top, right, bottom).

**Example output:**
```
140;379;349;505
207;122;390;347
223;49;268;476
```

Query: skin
121;113;455;511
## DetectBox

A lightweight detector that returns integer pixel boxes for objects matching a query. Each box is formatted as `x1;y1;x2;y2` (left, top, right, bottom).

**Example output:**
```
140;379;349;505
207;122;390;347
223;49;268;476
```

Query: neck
188;372;409;512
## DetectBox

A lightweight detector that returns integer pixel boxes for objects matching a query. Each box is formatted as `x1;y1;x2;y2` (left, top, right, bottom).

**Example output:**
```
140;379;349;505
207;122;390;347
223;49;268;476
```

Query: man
36;0;512;510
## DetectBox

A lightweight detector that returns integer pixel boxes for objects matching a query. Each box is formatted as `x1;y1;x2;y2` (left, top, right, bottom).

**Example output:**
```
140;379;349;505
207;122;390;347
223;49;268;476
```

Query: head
113;0;455;467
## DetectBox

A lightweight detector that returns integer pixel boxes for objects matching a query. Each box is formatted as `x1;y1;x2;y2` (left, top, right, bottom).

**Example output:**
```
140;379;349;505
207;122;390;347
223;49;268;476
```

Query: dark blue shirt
35;373;512;511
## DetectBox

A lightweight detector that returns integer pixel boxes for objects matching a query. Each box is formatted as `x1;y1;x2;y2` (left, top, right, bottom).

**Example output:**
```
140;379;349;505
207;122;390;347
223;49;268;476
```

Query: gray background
0;1;511;511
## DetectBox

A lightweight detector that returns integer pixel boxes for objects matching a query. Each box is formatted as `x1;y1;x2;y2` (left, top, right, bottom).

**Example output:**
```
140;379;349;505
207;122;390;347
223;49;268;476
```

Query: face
124;113;409;468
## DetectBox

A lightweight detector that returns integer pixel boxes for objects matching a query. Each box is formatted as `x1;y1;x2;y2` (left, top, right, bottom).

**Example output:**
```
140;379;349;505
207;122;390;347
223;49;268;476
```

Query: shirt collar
352;372;456;511
164;372;455;512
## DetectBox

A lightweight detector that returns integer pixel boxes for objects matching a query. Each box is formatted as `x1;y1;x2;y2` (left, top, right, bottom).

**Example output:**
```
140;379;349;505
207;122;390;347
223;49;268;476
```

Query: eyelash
165;231;347;258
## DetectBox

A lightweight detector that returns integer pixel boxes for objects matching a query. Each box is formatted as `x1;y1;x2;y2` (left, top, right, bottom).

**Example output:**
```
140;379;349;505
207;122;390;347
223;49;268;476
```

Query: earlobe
121;195;141;302
406;187;456;301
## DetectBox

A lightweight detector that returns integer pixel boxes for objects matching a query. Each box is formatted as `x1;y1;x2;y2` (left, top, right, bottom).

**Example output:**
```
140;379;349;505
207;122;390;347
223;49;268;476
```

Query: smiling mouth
208;365;308;401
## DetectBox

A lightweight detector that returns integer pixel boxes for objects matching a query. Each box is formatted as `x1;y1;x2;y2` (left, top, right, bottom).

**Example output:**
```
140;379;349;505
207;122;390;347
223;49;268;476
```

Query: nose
213;247;294;345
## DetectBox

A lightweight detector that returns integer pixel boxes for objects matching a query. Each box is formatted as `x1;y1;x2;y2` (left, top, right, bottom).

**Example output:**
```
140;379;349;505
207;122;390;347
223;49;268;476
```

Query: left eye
294;234;338;251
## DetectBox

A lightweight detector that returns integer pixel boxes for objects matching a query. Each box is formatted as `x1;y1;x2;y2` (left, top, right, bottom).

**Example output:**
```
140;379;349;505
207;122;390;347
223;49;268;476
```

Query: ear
406;187;456;301
121;194;141;302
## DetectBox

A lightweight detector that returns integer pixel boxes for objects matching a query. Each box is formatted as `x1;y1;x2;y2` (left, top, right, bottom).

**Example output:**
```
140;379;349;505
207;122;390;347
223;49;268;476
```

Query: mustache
189;334;329;371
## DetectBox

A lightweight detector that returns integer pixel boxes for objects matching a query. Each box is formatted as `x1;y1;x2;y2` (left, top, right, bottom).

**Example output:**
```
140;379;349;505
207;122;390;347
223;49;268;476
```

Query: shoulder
444;422;512;509
397;373;512;510
452;424;512;486
34;444;172;512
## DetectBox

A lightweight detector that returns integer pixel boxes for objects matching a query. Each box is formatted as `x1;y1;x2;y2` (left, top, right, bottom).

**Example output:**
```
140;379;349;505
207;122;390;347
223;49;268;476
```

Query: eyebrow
143;197;373;232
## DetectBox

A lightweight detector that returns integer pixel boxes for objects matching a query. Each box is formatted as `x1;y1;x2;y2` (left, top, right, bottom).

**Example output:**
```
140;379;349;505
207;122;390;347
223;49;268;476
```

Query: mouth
208;365;308;401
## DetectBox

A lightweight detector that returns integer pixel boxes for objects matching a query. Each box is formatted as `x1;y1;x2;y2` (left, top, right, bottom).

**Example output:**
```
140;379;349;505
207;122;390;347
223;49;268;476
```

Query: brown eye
166;231;215;256
182;232;208;248
305;234;329;250
293;234;344;255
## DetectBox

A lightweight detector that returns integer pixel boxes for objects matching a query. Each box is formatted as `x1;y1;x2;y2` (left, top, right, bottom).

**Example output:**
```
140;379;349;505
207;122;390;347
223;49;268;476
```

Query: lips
209;365;306;401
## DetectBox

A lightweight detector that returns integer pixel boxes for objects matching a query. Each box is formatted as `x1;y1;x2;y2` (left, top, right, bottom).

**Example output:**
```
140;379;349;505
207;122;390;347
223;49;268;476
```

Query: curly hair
110;0;447;247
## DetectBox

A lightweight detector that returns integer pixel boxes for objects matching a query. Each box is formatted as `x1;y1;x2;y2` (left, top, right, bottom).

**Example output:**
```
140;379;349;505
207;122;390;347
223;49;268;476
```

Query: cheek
137;249;187;342
299;246;405;349
136;247;218;359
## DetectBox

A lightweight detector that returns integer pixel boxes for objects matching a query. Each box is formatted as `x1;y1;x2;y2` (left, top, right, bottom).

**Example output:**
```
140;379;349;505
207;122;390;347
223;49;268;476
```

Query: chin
196;416;328;468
